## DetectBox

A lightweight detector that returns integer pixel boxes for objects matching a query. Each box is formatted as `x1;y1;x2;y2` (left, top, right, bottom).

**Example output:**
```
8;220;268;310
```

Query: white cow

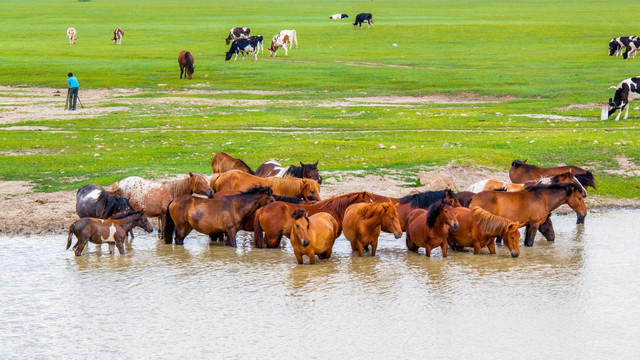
67;27;77;45
279;30;298;49
269;33;291;57
330;13;349;20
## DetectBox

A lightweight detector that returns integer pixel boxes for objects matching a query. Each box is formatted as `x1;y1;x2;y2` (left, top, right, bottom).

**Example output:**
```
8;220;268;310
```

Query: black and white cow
247;35;264;55
608;36;639;57
330;13;349;19
225;37;260;61
606;77;640;120
225;27;250;45
353;13;374;28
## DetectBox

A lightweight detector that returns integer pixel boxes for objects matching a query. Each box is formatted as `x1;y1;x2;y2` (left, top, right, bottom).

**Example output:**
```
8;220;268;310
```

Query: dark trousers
68;87;78;109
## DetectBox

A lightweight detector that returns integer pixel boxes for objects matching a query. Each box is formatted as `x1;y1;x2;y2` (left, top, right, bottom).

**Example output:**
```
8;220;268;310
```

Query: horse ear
314;160;318;166
507;223;518;231
523;159;527;163
300;161;305;167
189;171;194;177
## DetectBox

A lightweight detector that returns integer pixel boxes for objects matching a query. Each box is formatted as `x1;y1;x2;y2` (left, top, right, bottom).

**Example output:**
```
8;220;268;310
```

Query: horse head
380;202;402;239
444;189;462;207
552;171;588;197
503;222;521;257
189;172;214;198
135;212;154;233
290;208;311;247
428;200;458;231
301;161;322;184
302;179;321;202
566;184;588;224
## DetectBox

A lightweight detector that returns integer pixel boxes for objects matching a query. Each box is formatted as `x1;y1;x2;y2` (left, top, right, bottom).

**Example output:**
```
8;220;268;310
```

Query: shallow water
1;210;639;359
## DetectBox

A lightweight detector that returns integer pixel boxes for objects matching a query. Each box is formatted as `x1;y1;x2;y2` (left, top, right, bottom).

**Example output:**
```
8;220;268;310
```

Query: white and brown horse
67;27;77;45
255;160;322;184
112;28;124;45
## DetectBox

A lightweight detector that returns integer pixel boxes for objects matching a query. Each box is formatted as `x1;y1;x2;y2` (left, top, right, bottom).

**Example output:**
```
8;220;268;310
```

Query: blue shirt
67;76;79;88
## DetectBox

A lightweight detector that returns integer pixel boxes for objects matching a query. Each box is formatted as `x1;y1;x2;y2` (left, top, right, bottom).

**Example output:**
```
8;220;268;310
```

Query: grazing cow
112;27;124;45
330;14;349;19
609;36;639;57
225;37;260;61
269;33;291;57
67;27;77;45
353;13;374;28
225;27;250;45
279;30;298;49
606;77;640;120
247;35;264;55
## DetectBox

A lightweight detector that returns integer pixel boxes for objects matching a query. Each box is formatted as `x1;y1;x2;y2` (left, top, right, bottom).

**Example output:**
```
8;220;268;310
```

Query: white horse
67;27;77;45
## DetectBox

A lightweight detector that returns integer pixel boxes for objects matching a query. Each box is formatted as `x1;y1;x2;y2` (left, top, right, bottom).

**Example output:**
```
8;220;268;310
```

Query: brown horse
405;200;459;257
468;183;587;247
178;50;195;79
112;173;214;237
469;171;588;197
211;152;255;174
66;210;153;256
164;186;274;246
509;159;595;189
288;210;340;265
213;169;320;201
448;207;521;257
342;202;403;257
253;191;375;248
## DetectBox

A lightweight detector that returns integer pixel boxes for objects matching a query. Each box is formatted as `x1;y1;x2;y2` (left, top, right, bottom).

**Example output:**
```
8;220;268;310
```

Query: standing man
67;72;79;110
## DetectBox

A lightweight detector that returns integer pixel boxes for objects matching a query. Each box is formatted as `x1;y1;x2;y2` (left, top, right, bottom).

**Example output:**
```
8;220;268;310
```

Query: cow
353;13;374;28
279;30;298;49
225;37;260;61
247;35;264;55
605;77;640;120
112;27;124;45
225;27;250;45
330;14;349;19
67;27;77;45
609;36;639;57
269;33;291;57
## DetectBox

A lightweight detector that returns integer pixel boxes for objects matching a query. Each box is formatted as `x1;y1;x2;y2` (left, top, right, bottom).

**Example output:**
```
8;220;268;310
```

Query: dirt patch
345;93;516;104
601;155;640;176
555;103;599;111
511;114;593;122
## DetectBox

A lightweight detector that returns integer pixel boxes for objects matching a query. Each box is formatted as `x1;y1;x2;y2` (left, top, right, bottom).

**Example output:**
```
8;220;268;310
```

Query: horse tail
163;201;175;244
253;208;264;248
66;223;75;250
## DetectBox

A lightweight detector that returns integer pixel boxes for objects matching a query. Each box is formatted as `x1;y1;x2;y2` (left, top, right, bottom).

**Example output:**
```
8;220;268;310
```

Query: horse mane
284;165;302;178
356;202;389;220
235;158;255;175
314;192;372;218
574;171;595;189
230;185;272;199
511;159;534;168
471;207;514;237
185;51;193;67
97;191;131;218
524;182;579;195
399;189;454;209
290;208;307;219
426;200;450;228
110;209;143;220
274;194;305;204
164;178;191;198
267;177;303;195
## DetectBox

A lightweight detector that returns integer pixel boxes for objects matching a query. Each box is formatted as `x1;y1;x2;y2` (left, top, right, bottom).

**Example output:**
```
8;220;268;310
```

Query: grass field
1;0;639;198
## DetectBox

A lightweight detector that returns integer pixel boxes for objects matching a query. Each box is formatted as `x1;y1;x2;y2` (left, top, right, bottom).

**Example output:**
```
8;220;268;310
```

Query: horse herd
66;152;595;264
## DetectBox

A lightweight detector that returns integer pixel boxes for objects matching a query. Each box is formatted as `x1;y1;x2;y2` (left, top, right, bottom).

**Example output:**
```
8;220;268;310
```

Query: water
1;210;639;359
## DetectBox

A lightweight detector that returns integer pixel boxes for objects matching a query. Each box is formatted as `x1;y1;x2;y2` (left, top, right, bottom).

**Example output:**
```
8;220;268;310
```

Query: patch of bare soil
600;155;640;177
511;114;593;122
344;93;516;104
555;103;599;111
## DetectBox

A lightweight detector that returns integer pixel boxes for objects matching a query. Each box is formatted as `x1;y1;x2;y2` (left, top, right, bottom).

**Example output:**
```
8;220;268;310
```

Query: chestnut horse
468;171;588;197
164;186;274;246
448;207;520;257
288;210;340;265
405;200;459;257
211;152;255;174
342;202;403;257
111;173;214;236
468;183;587;247
509;159;595;189
255;160;322;184
212;169;321;201
66;210;153;256
178;50;195;79
253;191;375;248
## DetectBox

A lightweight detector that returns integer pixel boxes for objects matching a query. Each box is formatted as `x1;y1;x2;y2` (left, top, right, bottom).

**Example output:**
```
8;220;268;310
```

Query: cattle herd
66;151;596;265
604;35;640;120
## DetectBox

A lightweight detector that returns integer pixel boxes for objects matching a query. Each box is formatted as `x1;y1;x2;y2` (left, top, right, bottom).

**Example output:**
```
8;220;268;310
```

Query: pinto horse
288;209;340;265
468;171;588;197
211;152;254;174
111;173;214;236
405;200;459;257
178;50;195;79
509;160;595;189
66;210;153;256
76;184;132;219
164;186;274;246
212;169;320;201
255;160;322;184
342;202;403;257
448;207;520;257
253;191;375;248
468;183;587;247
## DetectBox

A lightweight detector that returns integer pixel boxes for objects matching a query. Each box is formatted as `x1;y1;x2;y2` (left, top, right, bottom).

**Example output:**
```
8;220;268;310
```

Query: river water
1;210;639;359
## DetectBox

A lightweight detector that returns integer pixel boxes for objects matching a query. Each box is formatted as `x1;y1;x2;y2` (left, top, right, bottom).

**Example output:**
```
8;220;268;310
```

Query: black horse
76;184;132;219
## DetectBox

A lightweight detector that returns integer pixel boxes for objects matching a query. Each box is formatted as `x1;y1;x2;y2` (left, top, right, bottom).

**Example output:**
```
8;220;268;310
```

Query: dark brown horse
468;183;587;247
509;159;595;189
178;50;195;79
406;200;459;257
253;191;375;248
164;186;274;246
66;210;153;256
255;160;322;184
211;152;255;174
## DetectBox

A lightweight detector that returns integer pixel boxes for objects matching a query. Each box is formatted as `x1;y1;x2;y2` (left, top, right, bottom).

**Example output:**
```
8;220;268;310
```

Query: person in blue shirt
67;72;79;110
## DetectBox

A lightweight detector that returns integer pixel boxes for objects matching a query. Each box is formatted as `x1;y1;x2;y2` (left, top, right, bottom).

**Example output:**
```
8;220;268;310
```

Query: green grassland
0;0;639;198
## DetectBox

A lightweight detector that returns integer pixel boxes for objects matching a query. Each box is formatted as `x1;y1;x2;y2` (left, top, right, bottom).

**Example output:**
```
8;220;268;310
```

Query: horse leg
226;227;238;247
157;216;163;240
116;237;125;255
74;238;87;256
321;248;333;259
441;242;448;257
474;242;482;255
180;66;184;79
275;234;284;248
357;242;364;257
538;216;555;242
370;238;378;257
295;251;304;264
425;245;432;257
349;239;358;252
487;241;496;255
524;224;538;247
624;103;630;120
309;251;316;264
175;224;192;246
108;242;115;254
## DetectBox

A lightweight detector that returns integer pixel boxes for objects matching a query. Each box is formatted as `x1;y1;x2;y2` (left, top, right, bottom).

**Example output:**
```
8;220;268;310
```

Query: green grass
0;0;639;198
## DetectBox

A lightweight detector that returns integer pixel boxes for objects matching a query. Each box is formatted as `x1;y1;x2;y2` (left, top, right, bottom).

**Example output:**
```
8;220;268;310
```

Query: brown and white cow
279;30;298;49
225;27;250;45
269;34;291;57
67;27;77;45
112;28;124;45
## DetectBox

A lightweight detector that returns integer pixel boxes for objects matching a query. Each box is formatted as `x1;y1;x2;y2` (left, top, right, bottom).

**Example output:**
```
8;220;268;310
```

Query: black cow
606;77;640;120
608;36;639;57
225;27;250;45
225;37;260;61
353;13;374;28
